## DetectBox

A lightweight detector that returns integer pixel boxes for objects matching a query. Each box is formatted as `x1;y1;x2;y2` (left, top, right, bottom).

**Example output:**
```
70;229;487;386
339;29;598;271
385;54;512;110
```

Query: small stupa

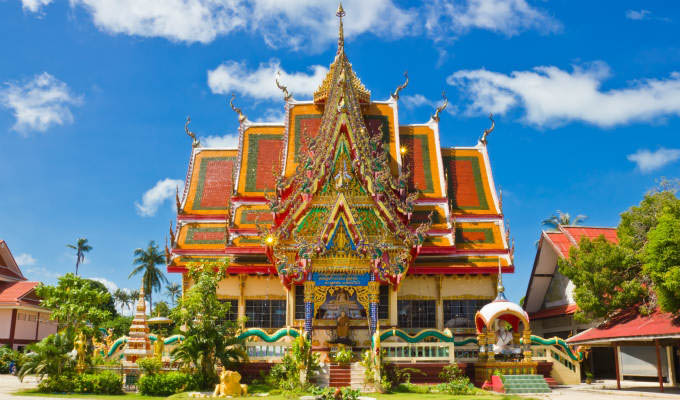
124;286;152;363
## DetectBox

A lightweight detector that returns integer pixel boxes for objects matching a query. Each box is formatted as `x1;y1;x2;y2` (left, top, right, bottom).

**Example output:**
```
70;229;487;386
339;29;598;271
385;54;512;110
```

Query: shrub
137;357;162;375
437;364;474;395
74;371;123;394
139;372;197;396
333;346;353;364
38;372;122;394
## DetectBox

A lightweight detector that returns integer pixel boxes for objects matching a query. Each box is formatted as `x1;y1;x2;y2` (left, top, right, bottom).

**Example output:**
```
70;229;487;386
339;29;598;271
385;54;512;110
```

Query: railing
381;342;455;363
245;341;291;361
531;344;581;385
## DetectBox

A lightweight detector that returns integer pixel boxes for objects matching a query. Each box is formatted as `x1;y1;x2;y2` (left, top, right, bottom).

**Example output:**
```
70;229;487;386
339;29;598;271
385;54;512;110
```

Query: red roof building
0;240;57;350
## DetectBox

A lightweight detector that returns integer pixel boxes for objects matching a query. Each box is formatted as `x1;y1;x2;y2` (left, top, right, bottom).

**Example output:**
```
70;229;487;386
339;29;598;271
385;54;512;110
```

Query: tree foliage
129;241;168;312
170;261;245;389
18;331;75;381
560;181;680;321
542;210;587;231
36;273;112;333
66;238;92;276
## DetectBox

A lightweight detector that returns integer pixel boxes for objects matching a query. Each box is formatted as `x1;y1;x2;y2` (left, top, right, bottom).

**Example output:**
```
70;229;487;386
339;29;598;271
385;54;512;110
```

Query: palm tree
542;210;587;231
165;282;181;307
113;289;129;313
66;238;92;276
127;289;139;311
129;241;168;313
18;331;74;381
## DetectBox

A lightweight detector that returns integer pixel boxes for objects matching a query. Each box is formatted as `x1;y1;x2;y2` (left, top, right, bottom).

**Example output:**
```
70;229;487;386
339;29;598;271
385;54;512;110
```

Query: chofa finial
184;116;200;148
275;71;292;102
391;71;409;100
480;113;495;145
336;2;345;53
432;91;448;122
496;257;507;300
229;94;247;124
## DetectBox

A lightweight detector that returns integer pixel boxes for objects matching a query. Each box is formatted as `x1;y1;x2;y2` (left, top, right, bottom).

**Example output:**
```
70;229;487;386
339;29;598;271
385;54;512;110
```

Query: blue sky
1;0;679;306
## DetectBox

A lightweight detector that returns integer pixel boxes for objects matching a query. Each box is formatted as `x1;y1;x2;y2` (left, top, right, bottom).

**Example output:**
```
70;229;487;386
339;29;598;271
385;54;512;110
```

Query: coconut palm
66;238;92;276
165;282;181;307
127;289;139;311
542;210;587;231
113;289;129;313
129;241;168;313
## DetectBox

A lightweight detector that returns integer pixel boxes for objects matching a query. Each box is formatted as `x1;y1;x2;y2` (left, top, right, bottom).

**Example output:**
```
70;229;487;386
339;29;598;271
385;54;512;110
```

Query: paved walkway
524;380;680;400
0;374;45;400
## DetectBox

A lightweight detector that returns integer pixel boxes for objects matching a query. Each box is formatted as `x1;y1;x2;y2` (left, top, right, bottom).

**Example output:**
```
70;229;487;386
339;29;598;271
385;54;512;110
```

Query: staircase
329;363;351;388
544;377;558;388
501;375;551;394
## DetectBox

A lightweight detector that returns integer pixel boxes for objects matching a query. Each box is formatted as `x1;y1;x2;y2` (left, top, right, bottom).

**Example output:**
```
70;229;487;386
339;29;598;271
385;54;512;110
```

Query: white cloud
254;108;285;123
0;72;82;135
66;0;415;50
626;9;651;21
207;60;327;100
201;134;239;148
22;0;53;13
400;94;456;116
448;62;680;128
135;178;184;217
627;148;680;173
90;277;118;293
425;0;561;39
24;266;60;283
14;253;37;266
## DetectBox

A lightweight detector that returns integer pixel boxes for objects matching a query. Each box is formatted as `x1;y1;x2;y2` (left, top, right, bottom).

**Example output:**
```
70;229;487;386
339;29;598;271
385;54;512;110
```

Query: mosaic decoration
185;227;226;244
456;228;495;244
194;157;236;210
443;155;490;211
400;132;434;193
244;133;283;192
293;115;322;162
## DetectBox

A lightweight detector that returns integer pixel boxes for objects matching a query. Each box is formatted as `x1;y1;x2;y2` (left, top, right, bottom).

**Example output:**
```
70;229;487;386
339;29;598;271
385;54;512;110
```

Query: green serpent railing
237;327;301;342
523;335;586;362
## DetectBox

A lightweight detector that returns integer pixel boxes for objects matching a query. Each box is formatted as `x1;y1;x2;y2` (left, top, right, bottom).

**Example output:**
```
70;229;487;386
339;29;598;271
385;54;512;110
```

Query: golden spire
336;2;345;53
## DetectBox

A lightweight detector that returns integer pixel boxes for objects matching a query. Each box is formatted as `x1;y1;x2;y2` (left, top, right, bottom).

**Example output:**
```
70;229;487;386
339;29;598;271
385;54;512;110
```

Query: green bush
138;372;197;396
437;364;474;395
137;357;162;375
38;372;122;394
0;345;21;374
333;346;353;364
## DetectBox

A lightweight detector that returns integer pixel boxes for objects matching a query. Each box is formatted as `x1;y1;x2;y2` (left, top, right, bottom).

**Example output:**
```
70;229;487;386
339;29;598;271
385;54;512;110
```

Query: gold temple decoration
480;113;495;144
368;281;380;303
229;94;247;124
303;280;316;302
275;71;292;102
313;5;370;104
432;91;448;122
184;116;200;148
313;286;370;317
391;71;409;100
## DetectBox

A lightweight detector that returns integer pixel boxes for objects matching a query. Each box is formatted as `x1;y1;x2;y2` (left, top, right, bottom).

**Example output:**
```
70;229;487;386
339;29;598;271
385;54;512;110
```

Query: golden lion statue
213;369;247;397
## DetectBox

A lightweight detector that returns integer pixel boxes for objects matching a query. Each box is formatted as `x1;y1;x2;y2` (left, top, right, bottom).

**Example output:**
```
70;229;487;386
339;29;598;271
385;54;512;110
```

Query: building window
245;299;286;328
443;299;489;330
294;286;305;320
378;285;389;320
397;300;436;328
218;299;238;323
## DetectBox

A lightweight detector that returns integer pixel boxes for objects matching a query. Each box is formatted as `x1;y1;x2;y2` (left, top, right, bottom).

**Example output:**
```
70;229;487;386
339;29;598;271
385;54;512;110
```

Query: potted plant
585;371;593;384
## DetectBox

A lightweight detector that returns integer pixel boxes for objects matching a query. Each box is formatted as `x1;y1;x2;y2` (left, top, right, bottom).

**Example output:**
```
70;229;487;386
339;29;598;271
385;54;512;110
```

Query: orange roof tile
0;281;39;304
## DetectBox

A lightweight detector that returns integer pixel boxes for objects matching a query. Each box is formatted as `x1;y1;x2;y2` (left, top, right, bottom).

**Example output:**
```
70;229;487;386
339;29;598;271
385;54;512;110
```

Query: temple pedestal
473;360;538;387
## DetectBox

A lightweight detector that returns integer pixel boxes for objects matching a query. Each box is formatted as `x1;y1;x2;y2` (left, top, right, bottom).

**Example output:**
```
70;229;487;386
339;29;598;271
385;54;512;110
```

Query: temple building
167;6;512;353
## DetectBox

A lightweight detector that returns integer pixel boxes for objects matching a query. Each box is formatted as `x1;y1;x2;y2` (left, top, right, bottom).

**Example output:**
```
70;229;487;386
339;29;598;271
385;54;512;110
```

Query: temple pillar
486;330;496;360
368;281;380;336
522;330;532;360
303;281;315;337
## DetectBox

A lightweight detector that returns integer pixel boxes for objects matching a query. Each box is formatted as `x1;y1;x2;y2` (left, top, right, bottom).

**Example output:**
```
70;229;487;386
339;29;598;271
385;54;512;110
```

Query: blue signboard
312;272;370;286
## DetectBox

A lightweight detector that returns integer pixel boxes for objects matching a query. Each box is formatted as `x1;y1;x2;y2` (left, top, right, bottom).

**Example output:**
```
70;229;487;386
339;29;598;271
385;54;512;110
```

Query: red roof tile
568;308;680;344
0;281;39;303
529;304;579;320
545;227;618;258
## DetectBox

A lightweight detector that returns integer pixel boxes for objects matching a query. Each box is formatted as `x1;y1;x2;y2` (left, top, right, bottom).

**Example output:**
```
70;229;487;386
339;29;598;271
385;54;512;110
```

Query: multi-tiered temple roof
167;9;512;283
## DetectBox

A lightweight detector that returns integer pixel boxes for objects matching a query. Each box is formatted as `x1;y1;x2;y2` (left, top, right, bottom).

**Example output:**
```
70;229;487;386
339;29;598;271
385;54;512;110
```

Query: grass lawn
16;388;538;400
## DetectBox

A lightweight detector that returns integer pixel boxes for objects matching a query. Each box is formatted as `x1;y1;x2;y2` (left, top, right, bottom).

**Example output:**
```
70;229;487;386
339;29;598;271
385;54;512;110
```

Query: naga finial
480;113;495;145
432;91;448;122
275;71;292;102
391;71;409;100
184;116;200;148
336;2;346;53
229;93;247;124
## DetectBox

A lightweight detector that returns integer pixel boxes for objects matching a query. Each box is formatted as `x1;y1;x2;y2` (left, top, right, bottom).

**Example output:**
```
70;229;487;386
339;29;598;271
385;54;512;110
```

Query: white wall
621;346;669;378
0;309;12;338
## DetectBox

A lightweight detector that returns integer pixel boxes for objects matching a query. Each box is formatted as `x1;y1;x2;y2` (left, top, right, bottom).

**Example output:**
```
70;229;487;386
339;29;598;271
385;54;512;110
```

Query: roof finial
229;94;247;124
336;2;346;53
496;257;507;300
432;91;448;122
391;71;409;100
184;116;200;148
275;71;292;102
480;113;495;145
